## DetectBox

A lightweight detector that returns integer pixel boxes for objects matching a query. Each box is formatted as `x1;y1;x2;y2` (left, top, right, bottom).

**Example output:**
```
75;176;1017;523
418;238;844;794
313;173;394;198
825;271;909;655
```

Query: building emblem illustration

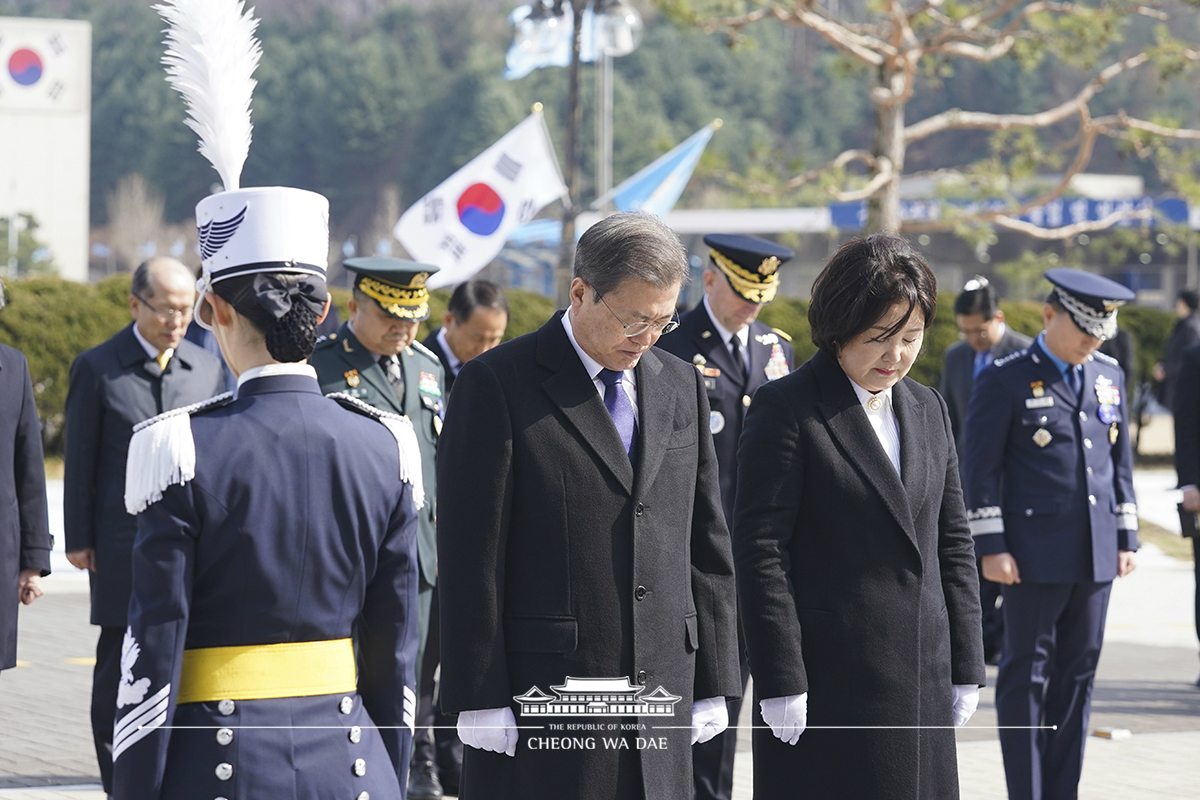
514;677;681;717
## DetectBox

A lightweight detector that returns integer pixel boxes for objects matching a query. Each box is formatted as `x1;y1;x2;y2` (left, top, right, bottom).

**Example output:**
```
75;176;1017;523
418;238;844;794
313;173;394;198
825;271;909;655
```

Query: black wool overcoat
734;348;986;800
437;312;741;800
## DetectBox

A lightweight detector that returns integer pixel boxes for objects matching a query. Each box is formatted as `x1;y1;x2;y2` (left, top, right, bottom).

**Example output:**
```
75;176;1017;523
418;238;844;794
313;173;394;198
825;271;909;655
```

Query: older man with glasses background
62;256;225;797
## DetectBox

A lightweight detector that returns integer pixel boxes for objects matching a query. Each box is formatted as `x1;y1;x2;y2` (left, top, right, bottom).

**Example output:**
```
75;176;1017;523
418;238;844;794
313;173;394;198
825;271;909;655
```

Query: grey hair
573;212;689;299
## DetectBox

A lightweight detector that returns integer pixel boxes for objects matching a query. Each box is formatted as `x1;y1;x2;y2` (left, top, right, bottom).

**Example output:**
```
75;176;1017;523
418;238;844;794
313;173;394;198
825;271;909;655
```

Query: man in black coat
62;257;225;794
1155;288;1200;409
939;277;1031;665
0;280;52;674
1172;341;1200;685
411;278;507;799
437;212;740;800
655;233;795;800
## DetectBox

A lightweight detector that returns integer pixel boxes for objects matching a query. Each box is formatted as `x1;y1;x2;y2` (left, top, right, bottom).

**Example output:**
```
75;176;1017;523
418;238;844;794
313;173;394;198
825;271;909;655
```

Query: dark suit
1172;343;1200;648
1160;315;1200;408
310;323;443;675
437;312;740;800
940;326;1031;663
112;373;419;800
963;339;1137;800
654;302;793;800
423;329;458;397
733;348;985;799
0;343;52;672
63;323;224;790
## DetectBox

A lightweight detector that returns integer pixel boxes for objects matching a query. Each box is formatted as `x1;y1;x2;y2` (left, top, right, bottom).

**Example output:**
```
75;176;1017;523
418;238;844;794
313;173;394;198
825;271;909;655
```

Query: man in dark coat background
437;212;741;800
62;257;225;793
422;279;509;399
940;276;1032;665
655;233;795;800
0;279;52;675
1155;288;1200;409
1171;340;1200;686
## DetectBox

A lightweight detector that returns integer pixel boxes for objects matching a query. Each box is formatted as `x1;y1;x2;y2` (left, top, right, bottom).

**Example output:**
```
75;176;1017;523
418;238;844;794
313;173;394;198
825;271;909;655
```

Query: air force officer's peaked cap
703;234;794;305
345;257;440;322
1045;268;1136;342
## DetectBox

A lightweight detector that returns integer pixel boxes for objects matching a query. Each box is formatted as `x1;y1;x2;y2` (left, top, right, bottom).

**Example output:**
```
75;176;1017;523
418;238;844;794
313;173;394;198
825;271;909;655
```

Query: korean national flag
394;111;567;289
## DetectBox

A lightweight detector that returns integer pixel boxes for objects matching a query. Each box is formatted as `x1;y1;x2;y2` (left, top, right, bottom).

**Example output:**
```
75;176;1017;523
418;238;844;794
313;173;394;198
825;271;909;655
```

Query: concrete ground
2;475;1196;798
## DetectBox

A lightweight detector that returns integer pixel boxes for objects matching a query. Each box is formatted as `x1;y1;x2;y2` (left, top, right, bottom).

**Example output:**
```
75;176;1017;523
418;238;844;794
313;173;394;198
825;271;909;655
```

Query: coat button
216;728;233;746
1089;495;1097;505
349;725;362;744
217;699;235;716
635;503;644;517
636;670;647;685
357;793;371;800
1025;508;1033;517
1086;466;1093;475
340;696;354;715
1079;411;1088;421
215;763;233;781
1084;438;1093;449
635;585;647;601
353;758;367;777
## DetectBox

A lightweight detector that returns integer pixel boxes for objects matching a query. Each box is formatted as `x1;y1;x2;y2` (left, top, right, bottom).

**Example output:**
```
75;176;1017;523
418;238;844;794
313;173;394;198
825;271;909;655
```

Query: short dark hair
1180;289;1200;312
954;281;999;319
808;233;938;355
573;212;689;299
448;280;509;324
131;260;153;299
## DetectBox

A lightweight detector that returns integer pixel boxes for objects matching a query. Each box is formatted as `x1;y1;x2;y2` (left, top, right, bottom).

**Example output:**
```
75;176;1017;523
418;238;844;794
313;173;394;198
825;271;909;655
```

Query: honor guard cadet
963;268;1138;800
113;4;421;799
655;233;794;800
309;257;445;692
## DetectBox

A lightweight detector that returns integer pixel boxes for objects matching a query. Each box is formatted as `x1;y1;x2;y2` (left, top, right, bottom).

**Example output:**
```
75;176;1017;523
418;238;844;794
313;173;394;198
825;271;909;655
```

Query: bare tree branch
1094;111;1200;140
990;207;1152;238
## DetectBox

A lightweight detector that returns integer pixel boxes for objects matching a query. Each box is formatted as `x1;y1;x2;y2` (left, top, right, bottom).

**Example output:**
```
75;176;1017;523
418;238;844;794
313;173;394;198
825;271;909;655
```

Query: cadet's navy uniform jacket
963;339;1138;582
655;302;794;527
112;370;420;800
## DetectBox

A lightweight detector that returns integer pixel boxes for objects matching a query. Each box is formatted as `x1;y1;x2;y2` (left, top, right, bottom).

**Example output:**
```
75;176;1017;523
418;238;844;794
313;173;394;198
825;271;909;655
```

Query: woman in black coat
733;233;986;799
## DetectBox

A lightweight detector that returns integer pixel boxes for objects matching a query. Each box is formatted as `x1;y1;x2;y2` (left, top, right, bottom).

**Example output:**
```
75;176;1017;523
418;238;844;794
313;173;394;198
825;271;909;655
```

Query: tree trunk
556;0;587;307
866;66;905;234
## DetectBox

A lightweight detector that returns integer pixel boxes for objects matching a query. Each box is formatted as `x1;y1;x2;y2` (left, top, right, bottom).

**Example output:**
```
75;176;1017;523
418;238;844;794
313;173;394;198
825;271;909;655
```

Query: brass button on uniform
1083;438;1093;449
216;728;233;746
349;726;362;744
742;395;751;407
217;699;235;716
1079;411;1088;421
353;758;367;777
339;696;354;715
216;763;233;781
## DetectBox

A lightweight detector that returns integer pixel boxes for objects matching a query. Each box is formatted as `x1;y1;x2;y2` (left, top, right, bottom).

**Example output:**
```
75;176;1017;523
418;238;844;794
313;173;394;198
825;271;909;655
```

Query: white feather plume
155;0;262;192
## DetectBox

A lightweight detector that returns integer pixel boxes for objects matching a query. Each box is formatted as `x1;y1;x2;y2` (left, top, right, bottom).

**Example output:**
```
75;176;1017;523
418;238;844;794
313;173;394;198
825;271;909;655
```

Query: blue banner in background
829;196;1190;231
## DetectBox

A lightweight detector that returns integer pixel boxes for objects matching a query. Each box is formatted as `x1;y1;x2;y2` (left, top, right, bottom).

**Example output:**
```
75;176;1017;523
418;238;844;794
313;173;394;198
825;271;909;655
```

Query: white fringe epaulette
124;392;234;515
326;392;425;510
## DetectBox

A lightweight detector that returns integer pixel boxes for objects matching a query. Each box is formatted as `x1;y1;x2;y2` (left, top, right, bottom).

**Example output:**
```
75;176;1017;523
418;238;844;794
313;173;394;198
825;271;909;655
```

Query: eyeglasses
597;293;679;338
134;293;193;322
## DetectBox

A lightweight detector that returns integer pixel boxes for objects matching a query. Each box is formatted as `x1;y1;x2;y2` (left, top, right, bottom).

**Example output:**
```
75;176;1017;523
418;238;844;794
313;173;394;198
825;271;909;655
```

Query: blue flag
593;122;716;217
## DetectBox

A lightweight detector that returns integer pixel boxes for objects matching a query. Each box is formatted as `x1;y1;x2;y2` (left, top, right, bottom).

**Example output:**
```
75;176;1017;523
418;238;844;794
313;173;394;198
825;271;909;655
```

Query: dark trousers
1193;538;1200;647
412;587;463;771
980;563;1005;660
91;625;124;793
996;581;1112;800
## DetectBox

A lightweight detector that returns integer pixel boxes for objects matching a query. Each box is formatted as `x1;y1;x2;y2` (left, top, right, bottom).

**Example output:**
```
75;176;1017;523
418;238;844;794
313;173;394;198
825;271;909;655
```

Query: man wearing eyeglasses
437;212;740;800
63;256;224;796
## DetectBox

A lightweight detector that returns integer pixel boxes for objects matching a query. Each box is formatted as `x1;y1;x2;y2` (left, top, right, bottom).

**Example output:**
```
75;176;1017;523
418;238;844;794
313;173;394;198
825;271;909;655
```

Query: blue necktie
1066;365;1081;398
598;368;637;459
973;350;991;379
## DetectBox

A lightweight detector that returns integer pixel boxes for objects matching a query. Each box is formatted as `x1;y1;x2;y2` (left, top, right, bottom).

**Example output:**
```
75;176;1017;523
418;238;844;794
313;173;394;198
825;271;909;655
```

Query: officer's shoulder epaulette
326;392;425;508
124;392;235;515
312;333;339;350
408;340;441;365
993;348;1028;369
1091;350;1119;366
770;327;793;343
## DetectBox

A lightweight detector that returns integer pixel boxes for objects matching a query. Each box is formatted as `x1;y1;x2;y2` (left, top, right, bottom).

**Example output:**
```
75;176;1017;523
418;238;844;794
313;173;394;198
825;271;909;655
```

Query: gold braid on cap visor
710;250;779;305
358;275;430;320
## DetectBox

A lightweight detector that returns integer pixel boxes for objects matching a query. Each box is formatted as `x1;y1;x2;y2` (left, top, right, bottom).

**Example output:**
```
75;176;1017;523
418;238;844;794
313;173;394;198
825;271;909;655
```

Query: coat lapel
632;348;676;496
537;314;634;494
812;350;918;548
892;379;930;518
337;325;404;415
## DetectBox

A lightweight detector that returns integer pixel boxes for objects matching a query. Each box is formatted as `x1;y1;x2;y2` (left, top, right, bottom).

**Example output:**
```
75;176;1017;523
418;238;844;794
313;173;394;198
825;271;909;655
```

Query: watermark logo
514;676;681;717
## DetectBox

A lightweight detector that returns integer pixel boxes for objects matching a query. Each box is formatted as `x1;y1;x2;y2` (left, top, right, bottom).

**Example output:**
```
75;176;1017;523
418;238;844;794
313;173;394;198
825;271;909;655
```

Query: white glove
951;685;979;727
690;696;729;745
457;707;519;757
760;693;807;745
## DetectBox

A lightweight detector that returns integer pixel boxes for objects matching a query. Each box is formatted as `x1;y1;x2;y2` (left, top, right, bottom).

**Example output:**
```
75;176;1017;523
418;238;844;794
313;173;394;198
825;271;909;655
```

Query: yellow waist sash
177;638;357;704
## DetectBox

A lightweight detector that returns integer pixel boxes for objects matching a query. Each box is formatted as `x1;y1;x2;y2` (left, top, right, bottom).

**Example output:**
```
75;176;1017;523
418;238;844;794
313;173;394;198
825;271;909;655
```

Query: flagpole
556;0;587;308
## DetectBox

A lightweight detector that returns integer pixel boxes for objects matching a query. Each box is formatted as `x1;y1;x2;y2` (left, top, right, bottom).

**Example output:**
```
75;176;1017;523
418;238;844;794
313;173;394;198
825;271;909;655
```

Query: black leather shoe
440;763;461;796
408;760;444;800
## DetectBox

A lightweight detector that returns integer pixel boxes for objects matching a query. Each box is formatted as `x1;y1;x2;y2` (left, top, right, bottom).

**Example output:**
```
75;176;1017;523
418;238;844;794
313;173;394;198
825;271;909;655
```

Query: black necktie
729;335;747;380
379;354;405;403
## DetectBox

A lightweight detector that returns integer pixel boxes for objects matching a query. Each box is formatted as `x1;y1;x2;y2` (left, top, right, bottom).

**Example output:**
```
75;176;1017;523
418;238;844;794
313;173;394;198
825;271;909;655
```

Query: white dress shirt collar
236;362;318;392
131;323;167;360
436;327;464;376
561;309;639;423
847;377;901;477
702;295;748;350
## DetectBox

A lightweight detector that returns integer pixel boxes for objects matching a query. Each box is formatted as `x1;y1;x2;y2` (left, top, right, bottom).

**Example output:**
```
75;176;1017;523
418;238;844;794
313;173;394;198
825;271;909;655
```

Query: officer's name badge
755;333;779;346
344;369;360;388
418;371;442;397
1031;381;1045;398
1033;427;1053;448
1094;374;1121;406
764;343;789;381
1025;396;1054;409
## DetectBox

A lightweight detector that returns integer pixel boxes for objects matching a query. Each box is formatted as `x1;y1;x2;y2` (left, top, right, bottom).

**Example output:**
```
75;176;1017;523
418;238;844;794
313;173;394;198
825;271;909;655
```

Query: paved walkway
2;476;1197;798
